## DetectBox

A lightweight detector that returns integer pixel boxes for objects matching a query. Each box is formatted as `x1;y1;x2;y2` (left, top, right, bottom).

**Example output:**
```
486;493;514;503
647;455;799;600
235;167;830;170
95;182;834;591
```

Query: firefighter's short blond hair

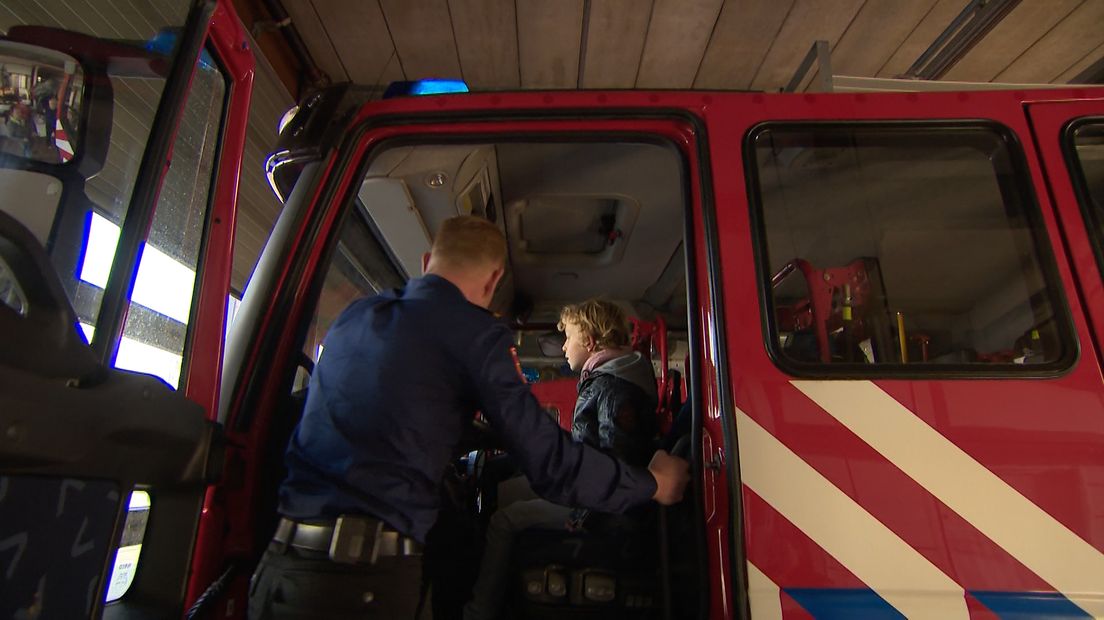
558;299;630;350
431;216;506;270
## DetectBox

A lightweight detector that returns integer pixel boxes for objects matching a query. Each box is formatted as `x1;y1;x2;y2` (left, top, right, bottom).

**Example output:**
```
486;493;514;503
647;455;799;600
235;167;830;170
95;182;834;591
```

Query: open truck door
0;2;253;617
1025;98;1104;364
212;88;727;618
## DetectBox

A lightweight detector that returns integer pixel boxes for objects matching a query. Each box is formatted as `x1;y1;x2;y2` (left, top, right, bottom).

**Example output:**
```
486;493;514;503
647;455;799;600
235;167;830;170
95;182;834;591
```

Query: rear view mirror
537;331;566;358
0;42;84;164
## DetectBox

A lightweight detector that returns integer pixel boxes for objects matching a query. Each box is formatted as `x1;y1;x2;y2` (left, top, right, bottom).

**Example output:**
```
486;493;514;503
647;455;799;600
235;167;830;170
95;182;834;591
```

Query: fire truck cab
2;1;1104;618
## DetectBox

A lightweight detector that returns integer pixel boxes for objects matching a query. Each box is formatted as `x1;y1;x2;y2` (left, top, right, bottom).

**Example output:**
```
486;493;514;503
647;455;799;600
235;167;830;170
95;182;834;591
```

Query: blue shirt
279;275;658;542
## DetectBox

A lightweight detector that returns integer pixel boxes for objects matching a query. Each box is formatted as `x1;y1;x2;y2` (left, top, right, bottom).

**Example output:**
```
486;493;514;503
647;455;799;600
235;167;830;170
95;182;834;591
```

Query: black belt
273;516;422;564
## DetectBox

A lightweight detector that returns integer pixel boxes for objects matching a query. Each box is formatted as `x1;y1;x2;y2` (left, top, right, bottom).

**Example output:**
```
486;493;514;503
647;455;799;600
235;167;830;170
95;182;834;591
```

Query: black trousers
248;542;427;619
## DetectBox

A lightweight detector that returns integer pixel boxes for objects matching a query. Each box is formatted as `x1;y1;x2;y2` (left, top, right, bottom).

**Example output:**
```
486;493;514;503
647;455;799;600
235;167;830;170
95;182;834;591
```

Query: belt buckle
328;515;420;564
373;528;399;561
329;515;377;564
273;518;294;553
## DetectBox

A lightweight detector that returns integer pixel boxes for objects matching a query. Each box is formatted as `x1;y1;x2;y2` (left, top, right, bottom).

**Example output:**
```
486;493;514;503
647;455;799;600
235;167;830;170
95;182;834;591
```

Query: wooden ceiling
277;0;1104;94
5;0;1102;295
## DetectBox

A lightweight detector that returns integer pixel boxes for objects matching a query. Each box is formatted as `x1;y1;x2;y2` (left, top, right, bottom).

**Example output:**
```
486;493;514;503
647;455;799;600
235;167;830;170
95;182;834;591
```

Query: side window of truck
294;202;404;390
78;58;228;388
1067;121;1104;273
750;123;1074;372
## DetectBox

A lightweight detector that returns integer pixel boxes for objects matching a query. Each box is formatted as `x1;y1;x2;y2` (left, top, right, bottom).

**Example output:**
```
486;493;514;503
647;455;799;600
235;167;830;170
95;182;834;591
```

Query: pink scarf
581;347;634;378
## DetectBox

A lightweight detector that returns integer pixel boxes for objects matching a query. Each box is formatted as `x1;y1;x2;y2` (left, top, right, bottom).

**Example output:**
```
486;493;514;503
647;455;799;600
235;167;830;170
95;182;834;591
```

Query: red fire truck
2;1;1103;618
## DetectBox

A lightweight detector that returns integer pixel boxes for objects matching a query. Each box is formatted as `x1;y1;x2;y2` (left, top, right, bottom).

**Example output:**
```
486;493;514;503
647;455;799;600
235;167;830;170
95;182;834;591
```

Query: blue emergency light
145;28;216;70
383;79;469;99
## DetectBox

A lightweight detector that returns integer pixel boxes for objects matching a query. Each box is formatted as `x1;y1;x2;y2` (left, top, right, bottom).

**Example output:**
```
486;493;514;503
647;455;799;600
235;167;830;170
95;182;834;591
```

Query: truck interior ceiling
262;137;704;618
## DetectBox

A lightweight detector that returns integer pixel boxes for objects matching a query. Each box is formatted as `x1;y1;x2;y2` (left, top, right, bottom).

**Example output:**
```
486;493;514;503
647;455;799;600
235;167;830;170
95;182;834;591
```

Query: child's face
561;320;593;372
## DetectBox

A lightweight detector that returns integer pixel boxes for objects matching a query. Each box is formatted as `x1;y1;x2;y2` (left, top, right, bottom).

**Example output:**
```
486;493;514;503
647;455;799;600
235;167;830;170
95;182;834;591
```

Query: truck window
1067;121;1104;275
76;57;227;387
750;123;1073;372
294;204;403;388
104;490;151;603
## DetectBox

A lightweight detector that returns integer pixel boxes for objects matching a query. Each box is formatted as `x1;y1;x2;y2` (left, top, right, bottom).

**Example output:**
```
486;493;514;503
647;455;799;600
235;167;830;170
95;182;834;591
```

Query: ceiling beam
516;0;585;88
448;0;521;90
636;0;723;89
580;0;653;88
230;0;320;97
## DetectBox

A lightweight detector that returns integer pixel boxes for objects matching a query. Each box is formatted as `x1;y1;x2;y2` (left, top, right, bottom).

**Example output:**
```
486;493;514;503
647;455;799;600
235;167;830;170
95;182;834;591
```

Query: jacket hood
589;351;658;399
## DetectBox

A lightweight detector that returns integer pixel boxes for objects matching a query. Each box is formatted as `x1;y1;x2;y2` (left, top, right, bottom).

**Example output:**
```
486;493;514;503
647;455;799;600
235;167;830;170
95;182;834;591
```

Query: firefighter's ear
421;252;431;274
473;266;504;309
485;266;504;295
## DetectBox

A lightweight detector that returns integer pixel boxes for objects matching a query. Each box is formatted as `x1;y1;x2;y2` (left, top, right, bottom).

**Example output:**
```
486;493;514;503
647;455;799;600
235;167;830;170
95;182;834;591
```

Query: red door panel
701;88;1104;618
1026;99;1104;367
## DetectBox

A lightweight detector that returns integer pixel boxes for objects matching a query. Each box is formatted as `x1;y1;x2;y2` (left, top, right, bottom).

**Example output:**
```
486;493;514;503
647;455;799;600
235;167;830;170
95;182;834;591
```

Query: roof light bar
383;79;469;99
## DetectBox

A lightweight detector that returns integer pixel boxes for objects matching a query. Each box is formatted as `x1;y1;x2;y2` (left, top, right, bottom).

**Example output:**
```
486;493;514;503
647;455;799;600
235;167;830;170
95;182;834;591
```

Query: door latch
705;449;723;471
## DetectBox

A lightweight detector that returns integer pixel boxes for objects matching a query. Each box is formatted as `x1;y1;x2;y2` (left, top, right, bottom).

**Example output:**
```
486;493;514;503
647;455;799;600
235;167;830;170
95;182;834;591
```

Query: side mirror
537;331;566;358
0;41;85;165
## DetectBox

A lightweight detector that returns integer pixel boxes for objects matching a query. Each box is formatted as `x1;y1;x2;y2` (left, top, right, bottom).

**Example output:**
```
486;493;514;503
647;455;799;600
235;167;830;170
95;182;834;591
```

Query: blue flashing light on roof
146;28;216;70
383;79;470;99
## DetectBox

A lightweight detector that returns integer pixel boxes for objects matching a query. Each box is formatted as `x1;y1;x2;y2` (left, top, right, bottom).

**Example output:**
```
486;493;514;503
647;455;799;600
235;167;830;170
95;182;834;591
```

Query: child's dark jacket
571;351;659;469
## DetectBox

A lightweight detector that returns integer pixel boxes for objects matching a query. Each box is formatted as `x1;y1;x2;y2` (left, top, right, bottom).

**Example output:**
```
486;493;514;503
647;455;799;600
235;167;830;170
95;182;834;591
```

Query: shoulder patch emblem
509;346;526;382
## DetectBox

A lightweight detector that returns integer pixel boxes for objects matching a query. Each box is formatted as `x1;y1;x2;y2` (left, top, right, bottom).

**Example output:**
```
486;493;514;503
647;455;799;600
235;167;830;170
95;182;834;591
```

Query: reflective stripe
793;380;1104;617
785;588;904;619
970;591;1092;619
747;562;784;620
736;408;969;618
54;120;72;161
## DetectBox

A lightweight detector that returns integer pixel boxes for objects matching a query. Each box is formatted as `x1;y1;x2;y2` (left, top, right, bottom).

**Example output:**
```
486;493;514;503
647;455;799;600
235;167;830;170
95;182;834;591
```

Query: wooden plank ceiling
282;0;1104;93
5;0;1103;301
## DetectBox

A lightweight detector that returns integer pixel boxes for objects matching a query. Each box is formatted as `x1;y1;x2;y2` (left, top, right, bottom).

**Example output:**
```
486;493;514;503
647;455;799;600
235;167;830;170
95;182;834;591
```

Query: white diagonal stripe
736;408;969;619
747;562;784;620
793;379;1104;617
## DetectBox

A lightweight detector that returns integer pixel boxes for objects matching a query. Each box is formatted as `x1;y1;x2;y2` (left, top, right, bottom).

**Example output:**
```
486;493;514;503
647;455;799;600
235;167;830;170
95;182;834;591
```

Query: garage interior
2;0;1102;292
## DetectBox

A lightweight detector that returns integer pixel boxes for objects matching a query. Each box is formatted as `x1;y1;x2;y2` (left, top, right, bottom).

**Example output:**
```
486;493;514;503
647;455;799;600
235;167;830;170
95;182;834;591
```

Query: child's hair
558;299;631;351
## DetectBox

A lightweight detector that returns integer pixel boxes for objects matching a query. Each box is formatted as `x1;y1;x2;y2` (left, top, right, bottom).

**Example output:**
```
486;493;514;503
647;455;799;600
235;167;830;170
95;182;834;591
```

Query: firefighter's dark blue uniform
278;274;657;543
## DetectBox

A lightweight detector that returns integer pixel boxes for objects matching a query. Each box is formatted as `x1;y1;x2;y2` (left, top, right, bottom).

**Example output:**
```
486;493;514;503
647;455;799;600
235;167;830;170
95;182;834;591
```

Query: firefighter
247;215;689;619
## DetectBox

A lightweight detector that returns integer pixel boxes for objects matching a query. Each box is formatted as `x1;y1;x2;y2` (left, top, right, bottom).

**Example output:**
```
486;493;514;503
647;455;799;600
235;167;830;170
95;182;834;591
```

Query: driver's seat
507;316;670;619
507;510;661;619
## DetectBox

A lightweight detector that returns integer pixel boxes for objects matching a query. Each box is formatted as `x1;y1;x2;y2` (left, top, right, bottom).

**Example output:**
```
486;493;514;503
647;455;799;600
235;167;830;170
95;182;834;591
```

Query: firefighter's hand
649;449;690;505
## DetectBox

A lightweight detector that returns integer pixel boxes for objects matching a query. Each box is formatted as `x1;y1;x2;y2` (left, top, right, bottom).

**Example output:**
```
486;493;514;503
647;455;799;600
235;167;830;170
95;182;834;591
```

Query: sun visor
357;177;431;279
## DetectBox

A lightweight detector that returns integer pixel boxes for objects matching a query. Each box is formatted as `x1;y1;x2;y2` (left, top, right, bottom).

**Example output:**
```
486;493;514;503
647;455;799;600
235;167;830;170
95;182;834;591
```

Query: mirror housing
0;25;152;178
0;41;85;165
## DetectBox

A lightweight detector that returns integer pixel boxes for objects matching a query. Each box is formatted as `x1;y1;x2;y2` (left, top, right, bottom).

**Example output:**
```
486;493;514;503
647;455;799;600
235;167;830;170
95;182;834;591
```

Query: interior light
425;172;448;188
